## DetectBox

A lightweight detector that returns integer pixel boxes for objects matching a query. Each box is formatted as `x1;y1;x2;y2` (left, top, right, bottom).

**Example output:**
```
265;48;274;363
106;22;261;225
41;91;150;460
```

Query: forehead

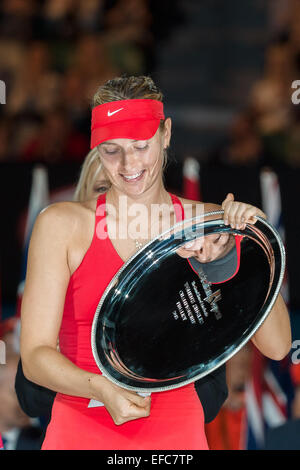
99;129;160;146
205;233;236;259
100;138;141;146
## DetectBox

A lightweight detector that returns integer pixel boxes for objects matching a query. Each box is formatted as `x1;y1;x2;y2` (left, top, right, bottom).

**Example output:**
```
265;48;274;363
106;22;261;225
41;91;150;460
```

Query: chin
119;179;148;196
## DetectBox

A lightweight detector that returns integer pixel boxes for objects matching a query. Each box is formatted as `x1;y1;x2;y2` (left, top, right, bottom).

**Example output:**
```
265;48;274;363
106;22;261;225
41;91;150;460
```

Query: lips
121;170;145;182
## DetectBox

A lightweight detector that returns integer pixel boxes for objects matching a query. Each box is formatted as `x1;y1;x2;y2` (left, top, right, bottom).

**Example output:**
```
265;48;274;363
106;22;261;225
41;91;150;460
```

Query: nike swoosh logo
107;108;124;116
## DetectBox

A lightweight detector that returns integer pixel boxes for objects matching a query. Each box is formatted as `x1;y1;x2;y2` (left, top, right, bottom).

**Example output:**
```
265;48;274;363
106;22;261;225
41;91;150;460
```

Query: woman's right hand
89;375;151;425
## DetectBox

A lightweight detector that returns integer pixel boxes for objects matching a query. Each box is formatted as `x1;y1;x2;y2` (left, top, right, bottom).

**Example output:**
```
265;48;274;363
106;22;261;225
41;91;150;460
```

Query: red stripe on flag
182;157;201;201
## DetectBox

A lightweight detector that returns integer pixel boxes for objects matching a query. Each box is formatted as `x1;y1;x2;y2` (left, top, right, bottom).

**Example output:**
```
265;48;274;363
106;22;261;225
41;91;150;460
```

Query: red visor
90;99;165;149
188;234;244;284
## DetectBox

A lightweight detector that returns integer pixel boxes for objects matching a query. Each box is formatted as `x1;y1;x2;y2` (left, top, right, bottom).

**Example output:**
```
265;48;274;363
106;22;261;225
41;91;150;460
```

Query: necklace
134;239;144;250
129;225;150;252
107;190;174;252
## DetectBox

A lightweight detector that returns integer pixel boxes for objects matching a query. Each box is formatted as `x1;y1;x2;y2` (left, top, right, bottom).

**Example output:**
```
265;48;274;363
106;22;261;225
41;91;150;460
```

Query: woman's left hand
177;193;266;259
221;193;266;230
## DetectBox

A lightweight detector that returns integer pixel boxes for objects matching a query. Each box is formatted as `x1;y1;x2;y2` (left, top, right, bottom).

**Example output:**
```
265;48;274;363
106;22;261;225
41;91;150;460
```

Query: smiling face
96;118;171;198
194;232;235;263
177;232;236;264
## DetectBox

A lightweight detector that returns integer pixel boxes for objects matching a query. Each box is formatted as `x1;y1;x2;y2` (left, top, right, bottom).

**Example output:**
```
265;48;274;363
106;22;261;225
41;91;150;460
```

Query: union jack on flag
244;169;294;450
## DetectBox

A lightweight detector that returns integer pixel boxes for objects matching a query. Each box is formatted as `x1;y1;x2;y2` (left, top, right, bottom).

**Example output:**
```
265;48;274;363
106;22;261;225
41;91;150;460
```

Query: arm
251;293;291;360
221;194;291;360
178;193;292;361
20;204;96;397
20;203;150;425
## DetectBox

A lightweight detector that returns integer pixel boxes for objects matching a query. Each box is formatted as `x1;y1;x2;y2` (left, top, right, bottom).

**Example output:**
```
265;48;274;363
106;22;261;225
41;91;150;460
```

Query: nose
120;146;140;172
195;239;213;263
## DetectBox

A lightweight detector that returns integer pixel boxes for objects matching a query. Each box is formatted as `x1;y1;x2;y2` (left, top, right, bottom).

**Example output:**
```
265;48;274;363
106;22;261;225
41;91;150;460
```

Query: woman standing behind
20;76;291;450
73;148;111;202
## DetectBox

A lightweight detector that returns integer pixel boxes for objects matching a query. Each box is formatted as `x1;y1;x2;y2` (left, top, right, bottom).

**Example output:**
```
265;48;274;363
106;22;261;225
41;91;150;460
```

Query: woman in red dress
20;76;291;450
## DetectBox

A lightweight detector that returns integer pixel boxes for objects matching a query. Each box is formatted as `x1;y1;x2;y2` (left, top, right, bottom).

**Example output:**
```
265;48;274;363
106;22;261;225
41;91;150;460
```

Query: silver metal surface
91;211;285;392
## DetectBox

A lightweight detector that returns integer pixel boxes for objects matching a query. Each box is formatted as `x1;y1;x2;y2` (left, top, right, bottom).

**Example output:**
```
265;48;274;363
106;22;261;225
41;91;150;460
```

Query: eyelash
214;234;222;244
94;186;109;193
136;145;149;151
103;149;119;155
103;144;149;155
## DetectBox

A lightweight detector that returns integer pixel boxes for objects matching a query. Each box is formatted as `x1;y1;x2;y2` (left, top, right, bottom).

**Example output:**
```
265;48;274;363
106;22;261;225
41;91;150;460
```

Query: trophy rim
91;211;286;393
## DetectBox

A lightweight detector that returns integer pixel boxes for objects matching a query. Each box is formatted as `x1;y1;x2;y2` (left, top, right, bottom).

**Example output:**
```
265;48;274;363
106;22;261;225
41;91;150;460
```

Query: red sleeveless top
42;192;209;450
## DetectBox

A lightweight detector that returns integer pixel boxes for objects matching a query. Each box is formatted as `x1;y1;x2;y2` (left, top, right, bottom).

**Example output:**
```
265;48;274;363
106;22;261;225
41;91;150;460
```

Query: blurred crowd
210;0;300;170
0;0;181;164
0;1;299;169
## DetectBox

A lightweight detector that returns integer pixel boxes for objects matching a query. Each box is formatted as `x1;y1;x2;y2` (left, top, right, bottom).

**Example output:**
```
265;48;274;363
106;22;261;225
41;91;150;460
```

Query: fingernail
224;219;228;225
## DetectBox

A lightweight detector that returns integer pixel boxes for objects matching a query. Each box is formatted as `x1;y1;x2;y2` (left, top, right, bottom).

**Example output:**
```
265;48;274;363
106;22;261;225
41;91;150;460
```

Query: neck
106;180;171;214
104;179;179;246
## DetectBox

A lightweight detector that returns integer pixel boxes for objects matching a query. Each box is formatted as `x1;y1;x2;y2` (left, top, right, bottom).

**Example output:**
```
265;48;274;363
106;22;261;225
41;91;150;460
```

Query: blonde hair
92;75;168;169
73;148;105;202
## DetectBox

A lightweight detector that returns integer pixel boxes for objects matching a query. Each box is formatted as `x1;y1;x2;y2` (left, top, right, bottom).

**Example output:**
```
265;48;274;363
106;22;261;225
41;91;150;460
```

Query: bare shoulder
32;199;97;243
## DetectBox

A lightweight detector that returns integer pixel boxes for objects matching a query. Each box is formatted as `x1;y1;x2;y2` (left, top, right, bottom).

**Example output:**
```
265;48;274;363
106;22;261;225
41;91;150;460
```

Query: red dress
42;193;208;450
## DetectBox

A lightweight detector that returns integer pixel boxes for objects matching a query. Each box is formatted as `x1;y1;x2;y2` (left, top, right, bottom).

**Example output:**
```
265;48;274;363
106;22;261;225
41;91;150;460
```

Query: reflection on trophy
91;211;285;393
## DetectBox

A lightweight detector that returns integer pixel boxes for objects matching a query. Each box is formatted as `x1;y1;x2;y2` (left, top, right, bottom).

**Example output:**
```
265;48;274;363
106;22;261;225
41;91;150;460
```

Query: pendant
135;240;143;250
